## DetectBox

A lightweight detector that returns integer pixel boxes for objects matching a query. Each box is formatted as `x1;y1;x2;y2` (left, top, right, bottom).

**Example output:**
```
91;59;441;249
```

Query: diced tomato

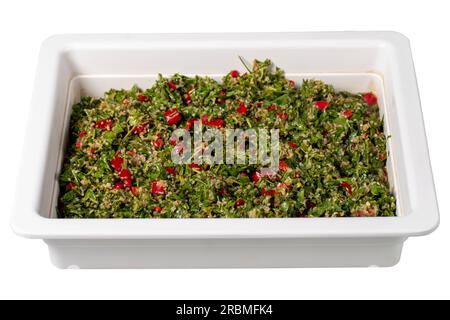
79;130;87;139
183;93;192;104
169;136;178;146
201;114;225;128
343;109;353;119
119;169;133;187
288;141;298;149
167;80;177;91
131;186;139;196
93;118;113;131
87;148;95;158
277;112;288;120
151;181;165;195
137;95;149;102
207;118;224;128
277;182;289;190
110;151;124;172
185;118;200;130
379;154;386;161
154;205;162;213
164;108;182;125
201;114;224;127
201;114;210;125
279;160;289;171
76;130;86;149
340;181;353;195
165;167;176;176
112;181;124;190
363;92;377;106
132;123;148;135
261;187;277;197
237;102;248;115
267;104;277;111
66;182;76;190
230;70;239;78
153;138;164;149
315;101;329;111
235;199;245;207
251;171;262;183
288;80;295;87
189;163;201;170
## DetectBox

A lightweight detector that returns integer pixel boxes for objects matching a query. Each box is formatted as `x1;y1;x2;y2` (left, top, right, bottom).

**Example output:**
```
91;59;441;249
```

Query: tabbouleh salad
58;59;396;218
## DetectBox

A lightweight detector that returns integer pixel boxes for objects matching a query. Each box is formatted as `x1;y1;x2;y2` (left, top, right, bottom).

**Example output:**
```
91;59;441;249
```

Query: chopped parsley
58;59;396;218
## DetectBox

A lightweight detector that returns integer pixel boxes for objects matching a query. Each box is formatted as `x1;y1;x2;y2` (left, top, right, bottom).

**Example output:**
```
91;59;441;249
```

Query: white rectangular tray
11;32;439;268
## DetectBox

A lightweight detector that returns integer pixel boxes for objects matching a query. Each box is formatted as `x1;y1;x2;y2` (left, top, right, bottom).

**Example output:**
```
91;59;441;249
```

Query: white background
0;0;448;300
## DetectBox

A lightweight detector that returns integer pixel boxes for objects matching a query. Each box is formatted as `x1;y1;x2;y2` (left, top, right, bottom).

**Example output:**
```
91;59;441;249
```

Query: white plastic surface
11;32;439;268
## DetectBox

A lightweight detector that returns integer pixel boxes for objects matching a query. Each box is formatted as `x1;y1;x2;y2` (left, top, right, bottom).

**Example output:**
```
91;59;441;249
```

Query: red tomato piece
251;171;262;183
279;160;289;171
110;151;124;172
340;181;353;195
189;163;201;170
153;138;164;149
151;181;165;195
79;130;87;139
267;104;277;111
93;118;113;131
132;123;148;135
112;181;124;190
119;169;132;188
235;199;245;207
183;93;192;104
131;186;139;196
363;92;377;106
207;118;224;128
164;108;182;125
230;70;239;78
165;167;176;176
288;141;298;149
277;112;288;120
261;187;277;197
315;101;329;111
343;109;353;118
136;95;149;102
167;80;177;91
185;118;200;130
237;102;248;115
66;182;76;190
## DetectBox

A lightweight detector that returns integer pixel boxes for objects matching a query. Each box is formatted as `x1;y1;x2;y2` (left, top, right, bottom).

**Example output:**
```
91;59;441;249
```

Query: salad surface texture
58;59;396;218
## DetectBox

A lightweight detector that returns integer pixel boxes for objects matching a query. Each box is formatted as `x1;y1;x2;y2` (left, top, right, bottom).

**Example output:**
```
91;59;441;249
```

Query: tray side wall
46;237;406;269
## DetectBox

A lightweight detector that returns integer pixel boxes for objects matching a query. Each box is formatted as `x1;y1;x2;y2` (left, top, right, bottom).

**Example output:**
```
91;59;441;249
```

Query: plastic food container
11;32;439;268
